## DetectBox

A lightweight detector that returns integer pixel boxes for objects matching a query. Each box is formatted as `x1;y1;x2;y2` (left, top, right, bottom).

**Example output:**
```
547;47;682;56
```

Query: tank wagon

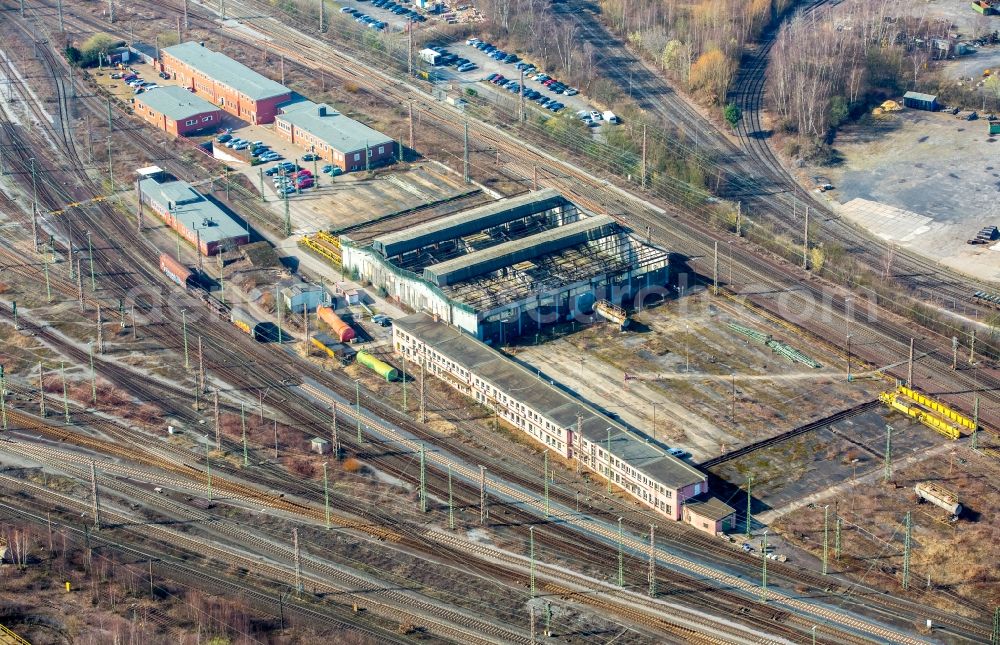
356;350;399;381
317;306;356;343
915;482;963;517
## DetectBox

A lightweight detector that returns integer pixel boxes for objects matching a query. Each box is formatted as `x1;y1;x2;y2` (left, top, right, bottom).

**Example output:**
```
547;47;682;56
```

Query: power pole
323;462;330;529
907;337;914;386
274;419;279;458
355;380;362;442
822;504;829;575
902;511;912;590
319;0;324;32
969;329;976;364
972;396;980;450
463;121;470;184
419;443;427;512
30;158;38;251
640;124;647;188
529;525;536;597
419;356;426;423
533;166;538;192
745;473;752;537
61;362;70;423
713;241;719;295
803;206;809;269
883;424;893;483
292;528;302;594
760;530;768;602
213;389;221;450
182;310;190;369
241;403;248;467
96;305;104;355
529;605;536;644
479;465;487;525
90;462;101;530
205;437;212;500
647;523;656;597
277;287;284;343
519;69;525;122
176;16;181;44
408;101;414;155
835;515;842;560
448;466;454;529
331;403;340;458
89;342;97;404
108;0;115;23
952;336;958;370
87;232;96;291
198;336;205;393
184;0;189;29
38;362;45;417
543;450;549;518
407;20;413;77
617;517;624;587
736;201;742;237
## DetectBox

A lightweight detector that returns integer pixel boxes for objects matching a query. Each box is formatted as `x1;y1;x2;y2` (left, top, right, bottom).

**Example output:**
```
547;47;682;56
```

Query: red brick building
160;42;291;125
275;101;396;172
134;86;223;136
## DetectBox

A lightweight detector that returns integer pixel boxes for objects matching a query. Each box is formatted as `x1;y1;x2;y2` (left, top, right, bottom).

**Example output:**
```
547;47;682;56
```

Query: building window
203;115;213;122
354;153;361;161
184;119;197;126
378;145;385;154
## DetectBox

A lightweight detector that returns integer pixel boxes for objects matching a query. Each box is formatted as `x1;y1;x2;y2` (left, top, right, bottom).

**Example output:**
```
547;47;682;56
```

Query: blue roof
163;42;291;101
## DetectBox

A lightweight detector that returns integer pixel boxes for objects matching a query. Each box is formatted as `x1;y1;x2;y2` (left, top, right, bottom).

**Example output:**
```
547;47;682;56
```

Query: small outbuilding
281;282;329;313
310;437;331;454
903;91;938;111
683;495;737;536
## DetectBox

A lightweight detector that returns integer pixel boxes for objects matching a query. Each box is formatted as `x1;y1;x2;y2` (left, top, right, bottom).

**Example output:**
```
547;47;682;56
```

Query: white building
393;312;734;527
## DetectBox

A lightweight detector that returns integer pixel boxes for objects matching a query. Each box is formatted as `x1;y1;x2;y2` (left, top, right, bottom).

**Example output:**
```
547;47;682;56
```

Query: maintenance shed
903;91;938;111
136;166;249;255
342;190;669;343
275;101;395;172
683;495;737;536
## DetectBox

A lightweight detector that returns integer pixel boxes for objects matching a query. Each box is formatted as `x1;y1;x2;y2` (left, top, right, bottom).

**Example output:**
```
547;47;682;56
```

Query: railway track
1;8;992;640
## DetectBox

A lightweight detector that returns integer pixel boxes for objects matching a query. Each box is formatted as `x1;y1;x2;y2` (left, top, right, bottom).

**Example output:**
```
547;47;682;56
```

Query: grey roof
684;495;735;521
903;91;937;102
372;189;567;258
139;176;247;244
137;85;220;121
423;215;617;286
276;100;393;154
163;42;291;101
394;313;706;489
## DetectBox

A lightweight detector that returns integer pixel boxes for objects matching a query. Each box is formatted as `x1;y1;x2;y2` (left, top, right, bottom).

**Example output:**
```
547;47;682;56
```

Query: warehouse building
903;91;938;111
275;101;396;172
341;189;670;343
136;166;249;256
160;41;292;124
133;86;223;136
393;313;734;528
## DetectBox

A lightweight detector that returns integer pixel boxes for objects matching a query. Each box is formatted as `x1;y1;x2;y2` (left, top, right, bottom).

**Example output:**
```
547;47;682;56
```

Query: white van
602;110;620;124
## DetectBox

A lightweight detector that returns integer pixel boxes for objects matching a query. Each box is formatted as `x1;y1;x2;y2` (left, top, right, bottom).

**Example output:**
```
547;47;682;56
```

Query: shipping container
356;350;399;381
160;253;193;287
230;307;262;339
317;305;356;343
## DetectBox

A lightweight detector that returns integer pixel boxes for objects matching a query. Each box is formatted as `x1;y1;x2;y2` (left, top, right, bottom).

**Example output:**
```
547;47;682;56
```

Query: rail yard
0;0;998;642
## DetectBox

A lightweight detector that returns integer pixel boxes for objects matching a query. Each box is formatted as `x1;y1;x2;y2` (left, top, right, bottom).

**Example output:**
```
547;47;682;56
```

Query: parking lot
335;0;427;32
429;38;619;128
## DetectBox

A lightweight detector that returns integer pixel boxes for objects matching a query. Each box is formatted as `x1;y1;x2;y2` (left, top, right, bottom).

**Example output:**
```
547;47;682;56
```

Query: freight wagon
160;253;194;287
317;306;356;343
230;307;266;340
915;482;963;518
356;350;399;381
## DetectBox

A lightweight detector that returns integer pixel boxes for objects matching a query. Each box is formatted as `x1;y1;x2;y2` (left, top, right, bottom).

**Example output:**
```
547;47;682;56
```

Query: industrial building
341;189;670;343
160;42;292;124
393;313;734;528
280;281;329;313
136;166;249;256
133;86;224;136
275;101;396;172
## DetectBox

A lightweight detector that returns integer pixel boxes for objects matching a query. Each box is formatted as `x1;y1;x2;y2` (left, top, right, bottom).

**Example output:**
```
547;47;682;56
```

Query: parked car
216;133;232;143
302;152;321;161
503;54;519;64
466;37;480;46
159;72;171;80
372;314;392;327
564;87;579;96
458;63;477;72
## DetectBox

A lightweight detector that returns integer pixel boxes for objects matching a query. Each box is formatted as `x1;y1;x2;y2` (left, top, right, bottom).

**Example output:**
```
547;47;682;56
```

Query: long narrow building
392;312;736;533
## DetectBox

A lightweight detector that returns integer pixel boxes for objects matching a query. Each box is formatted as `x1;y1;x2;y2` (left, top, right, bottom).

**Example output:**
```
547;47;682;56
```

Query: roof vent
318;105;327;116
199;41;205;47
